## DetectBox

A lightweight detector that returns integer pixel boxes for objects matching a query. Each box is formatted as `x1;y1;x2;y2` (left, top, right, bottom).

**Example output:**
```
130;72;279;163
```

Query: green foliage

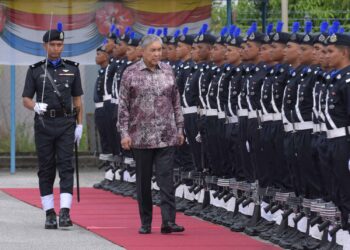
211;0;350;33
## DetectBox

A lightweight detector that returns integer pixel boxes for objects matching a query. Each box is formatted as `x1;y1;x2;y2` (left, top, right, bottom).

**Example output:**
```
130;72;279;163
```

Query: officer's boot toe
59;208;73;227
45;209;58;229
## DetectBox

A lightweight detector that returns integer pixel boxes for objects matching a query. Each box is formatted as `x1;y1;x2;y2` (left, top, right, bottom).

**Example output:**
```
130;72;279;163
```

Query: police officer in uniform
293;21;323;199
224;28;245;180
205;27;229;177
193;25;216;173
324;30;350;231
173;29;198;172
281;22;304;196
268;22;293;191
22;23;83;229
93;28;124;189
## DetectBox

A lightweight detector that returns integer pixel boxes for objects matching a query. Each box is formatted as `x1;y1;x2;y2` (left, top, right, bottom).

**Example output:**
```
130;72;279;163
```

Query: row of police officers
92;20;350;246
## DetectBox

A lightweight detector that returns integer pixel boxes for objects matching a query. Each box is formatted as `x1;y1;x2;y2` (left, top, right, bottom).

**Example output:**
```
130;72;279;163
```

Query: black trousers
259;121;275;188
271;121;293;191
317;132;332;201
95;107;112;156
294;130;322;199
34;115;75;196
173;144;194;171
283;131;300;195
104;101;121;156
184;113;202;171
133;147;176;226
238;116;253;182
225;122;243;179
246;118;261;182
205;116;222;176
198;115;209;171
327;137;350;229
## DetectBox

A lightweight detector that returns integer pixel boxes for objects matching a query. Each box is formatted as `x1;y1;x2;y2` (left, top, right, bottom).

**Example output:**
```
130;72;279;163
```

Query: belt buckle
49;109;56;118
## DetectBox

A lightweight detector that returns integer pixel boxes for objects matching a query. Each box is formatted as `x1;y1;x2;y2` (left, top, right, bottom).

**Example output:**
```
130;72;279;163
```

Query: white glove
33;102;48;115
74;124;83;146
195;133;202;143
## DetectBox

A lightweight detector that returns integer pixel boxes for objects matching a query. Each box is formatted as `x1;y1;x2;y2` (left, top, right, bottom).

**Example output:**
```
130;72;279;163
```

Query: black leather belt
43;109;76;118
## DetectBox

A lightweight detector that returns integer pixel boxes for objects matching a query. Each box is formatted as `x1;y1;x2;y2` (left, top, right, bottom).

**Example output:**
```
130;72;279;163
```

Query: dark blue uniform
246;62;268;184
94;67;114;163
293;66;323;199
324;66;350;229
237;63;255;182
180;61;203;171
282;65;303;195
172;60;195;171
22;59;83;196
269;63;293;191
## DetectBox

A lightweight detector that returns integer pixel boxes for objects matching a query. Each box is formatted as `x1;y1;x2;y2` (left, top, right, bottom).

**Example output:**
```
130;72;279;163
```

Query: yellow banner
2;0;100;14
124;0;211;13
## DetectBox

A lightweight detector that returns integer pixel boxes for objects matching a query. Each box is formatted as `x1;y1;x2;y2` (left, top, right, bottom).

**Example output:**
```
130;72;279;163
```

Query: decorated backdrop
0;0;212;65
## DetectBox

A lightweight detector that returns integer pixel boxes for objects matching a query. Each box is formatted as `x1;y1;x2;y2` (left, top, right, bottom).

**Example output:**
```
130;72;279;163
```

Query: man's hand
33;102;48;115
177;133;185;146
121;136;132;150
75;124;83;146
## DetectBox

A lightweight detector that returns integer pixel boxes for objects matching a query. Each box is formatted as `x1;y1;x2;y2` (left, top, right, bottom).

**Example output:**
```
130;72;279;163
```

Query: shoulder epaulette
62;59;79;67
30;60;45;68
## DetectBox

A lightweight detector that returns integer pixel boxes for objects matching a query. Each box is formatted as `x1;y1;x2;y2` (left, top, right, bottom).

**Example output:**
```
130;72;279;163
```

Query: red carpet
2;187;280;250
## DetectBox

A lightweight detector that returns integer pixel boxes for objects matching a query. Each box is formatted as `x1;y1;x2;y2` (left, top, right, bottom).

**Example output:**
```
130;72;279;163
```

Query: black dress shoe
59;208;73;227
161;222;185;234
138;225;151;234
45;209;57;229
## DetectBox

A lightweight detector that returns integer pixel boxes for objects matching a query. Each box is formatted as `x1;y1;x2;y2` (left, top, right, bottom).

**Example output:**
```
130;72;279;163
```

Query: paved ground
0;167;123;250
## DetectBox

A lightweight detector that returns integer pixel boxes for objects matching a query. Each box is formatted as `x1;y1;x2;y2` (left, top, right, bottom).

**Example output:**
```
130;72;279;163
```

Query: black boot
45;209;57;229
59;208;73;227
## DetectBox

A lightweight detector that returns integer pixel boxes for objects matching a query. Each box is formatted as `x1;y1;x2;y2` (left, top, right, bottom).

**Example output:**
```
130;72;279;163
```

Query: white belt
199;109;206;116
313;124;320;133
326;126;350;139
295;121;314;131
111;98;119;104
262;113;274;122
206;109;218;116
182;106;198;114
95;102;104;108
273;112;282;121
320;123;327;132
227;116;238;124
248;110;261;119
237;109;248;117
284;123;293;132
218;112;226;119
103;94;112;101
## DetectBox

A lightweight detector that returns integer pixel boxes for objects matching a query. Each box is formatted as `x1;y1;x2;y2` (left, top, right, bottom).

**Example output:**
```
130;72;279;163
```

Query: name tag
59;73;74;76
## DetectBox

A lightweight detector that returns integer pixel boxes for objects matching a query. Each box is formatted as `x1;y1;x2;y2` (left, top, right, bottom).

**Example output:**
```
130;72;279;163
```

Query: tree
211;0;350;34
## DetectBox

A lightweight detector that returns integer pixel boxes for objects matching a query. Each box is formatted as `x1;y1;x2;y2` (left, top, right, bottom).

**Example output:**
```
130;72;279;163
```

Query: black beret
177;34;195;45
289;33;303;44
162;36;172;44
193;34;216;45
271;32;290;44
226;35;243;47
326;33;350;47
243;31;265;43
300;33;315;45
96;45;108;53
215;35;229;45
127;37;141;47
313;33;328;44
119;33;130;43
43;29;64;43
